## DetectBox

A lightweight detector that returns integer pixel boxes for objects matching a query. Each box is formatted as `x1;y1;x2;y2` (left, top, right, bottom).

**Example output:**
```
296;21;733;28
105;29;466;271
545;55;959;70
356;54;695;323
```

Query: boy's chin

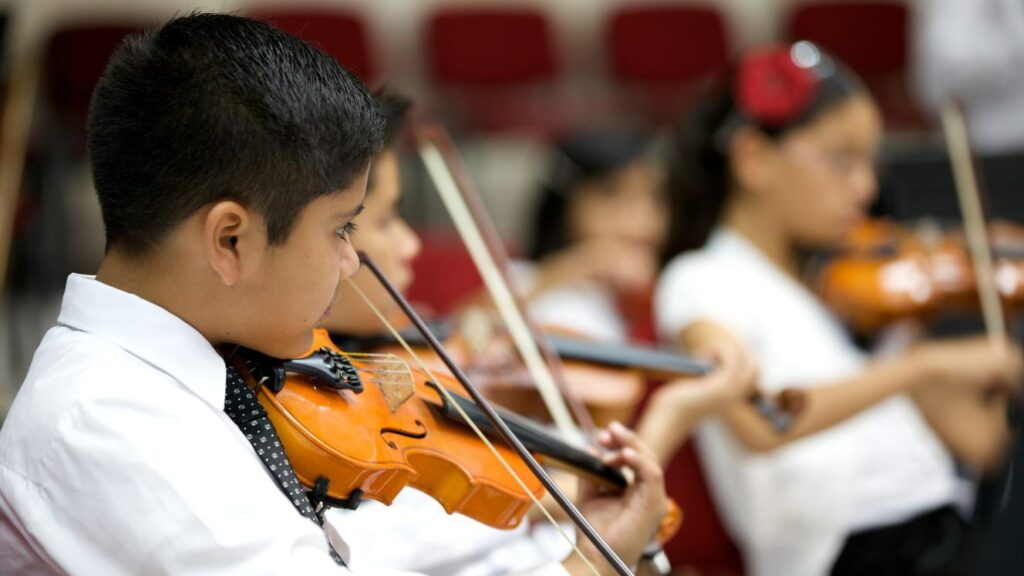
248;333;316;361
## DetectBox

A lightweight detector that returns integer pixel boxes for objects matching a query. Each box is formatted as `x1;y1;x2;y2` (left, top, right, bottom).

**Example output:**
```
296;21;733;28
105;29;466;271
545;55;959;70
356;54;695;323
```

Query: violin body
236;329;544;530
818;218;1024;333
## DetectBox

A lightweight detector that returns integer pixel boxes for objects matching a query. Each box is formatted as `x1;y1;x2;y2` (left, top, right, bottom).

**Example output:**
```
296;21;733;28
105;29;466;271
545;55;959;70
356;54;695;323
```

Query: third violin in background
816;218;1024;334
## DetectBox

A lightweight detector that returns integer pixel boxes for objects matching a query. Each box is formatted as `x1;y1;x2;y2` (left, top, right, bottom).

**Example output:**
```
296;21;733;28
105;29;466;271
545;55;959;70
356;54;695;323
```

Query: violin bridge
352;353;415;412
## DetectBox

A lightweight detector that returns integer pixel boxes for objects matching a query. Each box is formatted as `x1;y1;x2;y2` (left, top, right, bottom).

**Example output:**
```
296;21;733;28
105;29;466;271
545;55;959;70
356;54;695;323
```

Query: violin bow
355;252;636;576
414;123;596;441
940;100;1006;340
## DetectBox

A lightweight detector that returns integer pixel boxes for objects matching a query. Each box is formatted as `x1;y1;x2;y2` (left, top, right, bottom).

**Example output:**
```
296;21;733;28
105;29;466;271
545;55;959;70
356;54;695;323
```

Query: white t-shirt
655;229;960;576
513;261;627;343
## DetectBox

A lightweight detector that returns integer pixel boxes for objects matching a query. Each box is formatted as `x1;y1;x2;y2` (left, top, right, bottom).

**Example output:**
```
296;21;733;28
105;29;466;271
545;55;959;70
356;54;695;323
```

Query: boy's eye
335;221;359;239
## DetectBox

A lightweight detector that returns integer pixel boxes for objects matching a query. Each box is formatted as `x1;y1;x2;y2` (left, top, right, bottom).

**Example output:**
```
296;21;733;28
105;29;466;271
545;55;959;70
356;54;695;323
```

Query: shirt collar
56;274;227;410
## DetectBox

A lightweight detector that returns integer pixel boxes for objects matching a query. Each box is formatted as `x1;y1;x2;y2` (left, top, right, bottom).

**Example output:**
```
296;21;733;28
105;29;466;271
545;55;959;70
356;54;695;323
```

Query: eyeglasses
782;138;878;183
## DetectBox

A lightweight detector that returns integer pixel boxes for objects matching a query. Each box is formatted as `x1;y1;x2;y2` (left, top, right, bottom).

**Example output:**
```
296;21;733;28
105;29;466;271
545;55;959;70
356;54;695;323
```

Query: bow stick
940;100;1005;340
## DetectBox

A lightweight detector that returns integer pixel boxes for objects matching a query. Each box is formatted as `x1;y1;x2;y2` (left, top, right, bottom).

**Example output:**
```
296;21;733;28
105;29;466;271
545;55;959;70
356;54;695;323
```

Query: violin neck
547;335;712;377
381;322;712;378
424;381;628;489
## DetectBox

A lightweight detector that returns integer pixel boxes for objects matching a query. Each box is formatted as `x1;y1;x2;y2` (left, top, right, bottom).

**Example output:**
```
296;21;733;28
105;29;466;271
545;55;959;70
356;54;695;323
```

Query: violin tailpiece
283;348;363;392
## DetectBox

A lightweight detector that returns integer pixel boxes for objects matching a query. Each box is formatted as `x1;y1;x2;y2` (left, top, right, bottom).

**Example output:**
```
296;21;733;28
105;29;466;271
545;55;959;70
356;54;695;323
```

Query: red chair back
607;5;729;84
661;441;745;574
253;9;374;83
45;23;144;143
407;229;484;315
427;8;557;86
787;2;925;129
787;1;907;76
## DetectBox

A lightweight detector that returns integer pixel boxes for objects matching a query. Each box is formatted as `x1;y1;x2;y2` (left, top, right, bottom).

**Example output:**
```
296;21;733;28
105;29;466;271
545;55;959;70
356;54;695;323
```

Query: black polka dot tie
224;365;344;566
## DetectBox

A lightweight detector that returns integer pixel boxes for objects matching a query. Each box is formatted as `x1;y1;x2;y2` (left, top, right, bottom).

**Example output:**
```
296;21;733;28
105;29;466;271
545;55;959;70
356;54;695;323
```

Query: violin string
344;277;602;576
328;351;413;384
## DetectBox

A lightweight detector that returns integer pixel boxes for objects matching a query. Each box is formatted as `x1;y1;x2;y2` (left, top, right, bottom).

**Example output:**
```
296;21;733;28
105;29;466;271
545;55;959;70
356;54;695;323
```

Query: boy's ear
729;128;776;195
204;200;259;287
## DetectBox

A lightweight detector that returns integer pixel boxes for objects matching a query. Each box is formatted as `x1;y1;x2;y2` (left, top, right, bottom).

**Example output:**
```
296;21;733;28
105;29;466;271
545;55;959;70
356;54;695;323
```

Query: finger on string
600;449;629;469
605;423;662;481
607;444;662;487
605;421;650;457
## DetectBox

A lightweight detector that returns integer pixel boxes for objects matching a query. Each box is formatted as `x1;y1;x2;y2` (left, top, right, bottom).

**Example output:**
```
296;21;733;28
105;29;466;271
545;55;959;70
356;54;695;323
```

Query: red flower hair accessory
735;44;820;127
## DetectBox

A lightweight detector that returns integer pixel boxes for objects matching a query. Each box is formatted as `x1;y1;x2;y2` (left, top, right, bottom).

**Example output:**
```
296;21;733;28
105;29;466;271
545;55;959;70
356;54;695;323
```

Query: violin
234;325;683;559
817;218;1024;334
820;100;1024;338
230;328;631;530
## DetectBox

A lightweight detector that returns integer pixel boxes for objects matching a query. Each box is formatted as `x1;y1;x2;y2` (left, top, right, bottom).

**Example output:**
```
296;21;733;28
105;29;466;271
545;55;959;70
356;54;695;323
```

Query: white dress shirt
0;274;570;576
655;229;960;576
512;262;628;344
327;491;573;575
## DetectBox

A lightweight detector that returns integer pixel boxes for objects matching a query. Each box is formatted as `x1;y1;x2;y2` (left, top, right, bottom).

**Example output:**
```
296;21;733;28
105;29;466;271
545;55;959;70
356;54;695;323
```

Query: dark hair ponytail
662;89;736;261
529;182;570;260
662;42;866;263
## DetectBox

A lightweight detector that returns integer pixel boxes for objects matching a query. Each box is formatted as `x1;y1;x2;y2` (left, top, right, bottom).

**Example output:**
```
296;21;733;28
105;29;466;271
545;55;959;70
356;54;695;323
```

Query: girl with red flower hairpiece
656;42;1022;575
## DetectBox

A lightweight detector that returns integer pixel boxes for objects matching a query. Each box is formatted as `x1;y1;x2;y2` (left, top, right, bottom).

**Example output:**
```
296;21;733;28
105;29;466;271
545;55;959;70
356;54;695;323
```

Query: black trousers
831;506;967;576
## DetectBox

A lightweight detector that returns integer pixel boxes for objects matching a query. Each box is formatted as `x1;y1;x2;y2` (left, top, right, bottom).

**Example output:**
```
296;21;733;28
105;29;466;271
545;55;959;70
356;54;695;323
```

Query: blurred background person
657;42;1021;576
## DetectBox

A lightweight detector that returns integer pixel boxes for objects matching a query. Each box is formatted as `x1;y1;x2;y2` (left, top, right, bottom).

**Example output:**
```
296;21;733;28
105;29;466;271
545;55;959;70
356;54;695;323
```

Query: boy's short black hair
88;13;384;256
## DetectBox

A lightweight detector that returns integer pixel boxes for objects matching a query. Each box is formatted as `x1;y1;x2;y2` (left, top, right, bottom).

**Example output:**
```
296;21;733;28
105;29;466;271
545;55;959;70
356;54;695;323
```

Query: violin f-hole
380;420;428;449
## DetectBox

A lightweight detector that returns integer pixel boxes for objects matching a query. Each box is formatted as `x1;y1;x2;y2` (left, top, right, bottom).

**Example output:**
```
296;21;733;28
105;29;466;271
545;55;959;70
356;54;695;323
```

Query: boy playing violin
319;92;758;574
0;14;666;575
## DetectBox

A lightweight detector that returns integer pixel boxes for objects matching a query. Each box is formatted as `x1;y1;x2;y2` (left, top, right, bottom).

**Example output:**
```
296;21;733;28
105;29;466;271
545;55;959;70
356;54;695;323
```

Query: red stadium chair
608;4;729;84
406;228;483;315
10;22;146;289
606;4;730;126
424;7;566;135
661;441;745;575
786;1;927;130
44;22;144;148
428;8;556;86
251;8;375;84
617;284;743;573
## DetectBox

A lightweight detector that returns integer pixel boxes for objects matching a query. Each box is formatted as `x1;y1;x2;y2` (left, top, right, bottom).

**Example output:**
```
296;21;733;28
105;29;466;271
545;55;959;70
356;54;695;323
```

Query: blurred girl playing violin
520;126;669;343
318;93;757;574
657;42;1023;576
